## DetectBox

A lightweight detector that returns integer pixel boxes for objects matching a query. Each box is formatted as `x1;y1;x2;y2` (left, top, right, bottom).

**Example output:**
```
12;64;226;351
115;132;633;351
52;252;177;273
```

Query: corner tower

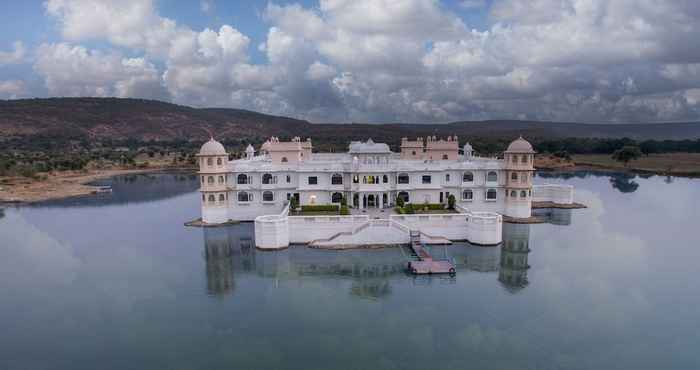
504;136;535;218
197;138;230;224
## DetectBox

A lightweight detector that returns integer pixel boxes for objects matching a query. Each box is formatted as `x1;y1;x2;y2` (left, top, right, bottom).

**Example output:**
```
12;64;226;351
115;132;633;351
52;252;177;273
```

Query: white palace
196;135;575;249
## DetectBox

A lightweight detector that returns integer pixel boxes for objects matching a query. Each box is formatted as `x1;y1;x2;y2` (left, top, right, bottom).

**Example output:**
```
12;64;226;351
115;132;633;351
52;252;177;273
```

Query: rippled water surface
1;171;698;370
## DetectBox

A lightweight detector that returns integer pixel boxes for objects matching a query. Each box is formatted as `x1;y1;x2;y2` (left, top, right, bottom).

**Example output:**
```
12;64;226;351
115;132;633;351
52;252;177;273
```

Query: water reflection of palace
202;224;255;297
201;209;572;296
499;223;531;292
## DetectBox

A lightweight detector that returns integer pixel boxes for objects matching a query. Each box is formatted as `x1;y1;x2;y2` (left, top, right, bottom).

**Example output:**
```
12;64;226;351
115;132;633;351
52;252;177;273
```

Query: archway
367;194;376;207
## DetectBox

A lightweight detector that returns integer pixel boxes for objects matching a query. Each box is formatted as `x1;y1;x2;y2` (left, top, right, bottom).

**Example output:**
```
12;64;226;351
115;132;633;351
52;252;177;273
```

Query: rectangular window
422;175;431;184
308;176;318;185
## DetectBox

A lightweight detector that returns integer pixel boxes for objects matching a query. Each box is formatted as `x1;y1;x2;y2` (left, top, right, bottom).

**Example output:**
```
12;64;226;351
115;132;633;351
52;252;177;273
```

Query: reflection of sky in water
1;172;699;369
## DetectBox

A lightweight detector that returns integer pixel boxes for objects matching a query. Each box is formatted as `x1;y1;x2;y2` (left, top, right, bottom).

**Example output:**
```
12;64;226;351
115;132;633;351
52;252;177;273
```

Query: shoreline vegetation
0;165;195;204
535;153;700;178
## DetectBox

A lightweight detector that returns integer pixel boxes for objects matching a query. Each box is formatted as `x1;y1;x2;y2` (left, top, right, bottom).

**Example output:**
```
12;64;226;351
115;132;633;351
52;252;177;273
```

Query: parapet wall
254;204;290;250
255;206;503;249
288;215;369;244
533;184;574;204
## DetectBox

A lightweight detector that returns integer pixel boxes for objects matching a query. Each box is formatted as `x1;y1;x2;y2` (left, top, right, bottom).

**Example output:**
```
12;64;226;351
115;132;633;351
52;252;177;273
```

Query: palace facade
197;135;537;223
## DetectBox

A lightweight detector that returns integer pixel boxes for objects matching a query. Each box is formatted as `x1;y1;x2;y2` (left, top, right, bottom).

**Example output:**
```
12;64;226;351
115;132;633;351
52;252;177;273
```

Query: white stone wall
202;205;229;224
504;198;532;218
311;220;411;247
287;216;369;244
467;212;503;245
391;214;470;241
255;215;290;249
533;184;574;204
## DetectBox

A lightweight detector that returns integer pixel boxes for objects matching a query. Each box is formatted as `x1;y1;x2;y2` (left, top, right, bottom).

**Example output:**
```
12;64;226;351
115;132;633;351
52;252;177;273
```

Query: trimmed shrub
301;205;339;212
404;203;415;214
448;194;456;210
339;205;350;215
396;195;405;208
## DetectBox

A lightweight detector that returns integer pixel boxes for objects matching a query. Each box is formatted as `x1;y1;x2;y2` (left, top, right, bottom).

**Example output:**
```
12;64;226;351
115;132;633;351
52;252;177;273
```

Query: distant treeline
534;138;700;155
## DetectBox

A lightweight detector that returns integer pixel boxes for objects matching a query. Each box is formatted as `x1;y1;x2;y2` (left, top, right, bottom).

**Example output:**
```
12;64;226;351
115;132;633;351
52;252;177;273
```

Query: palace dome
199;138;226;155
506;136;535;153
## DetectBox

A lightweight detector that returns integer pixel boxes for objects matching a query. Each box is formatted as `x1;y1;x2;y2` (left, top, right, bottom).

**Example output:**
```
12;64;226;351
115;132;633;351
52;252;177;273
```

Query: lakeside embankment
536;153;700;177
0;166;195;203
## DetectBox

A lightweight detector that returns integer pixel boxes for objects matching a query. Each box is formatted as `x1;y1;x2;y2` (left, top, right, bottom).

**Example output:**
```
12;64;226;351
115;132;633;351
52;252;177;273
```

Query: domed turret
504;136;534;219
506;136;535;153
199;138;227;156
197;137;230;224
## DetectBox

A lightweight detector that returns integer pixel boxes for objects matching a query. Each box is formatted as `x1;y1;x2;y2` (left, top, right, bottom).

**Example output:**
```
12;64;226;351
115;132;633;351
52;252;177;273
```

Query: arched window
521;173;528;182
286;175;291;183
521;155;528;163
521;190;527;198
201;176;205;183
383;175;388;183
237;174;248;184
217;158;222;165
511;172;518;181
398;173;409;184
411;150;416;156
353;175;359;184
202;194;205;202
207;158;213;166
487;171;498;182
238;192;250;202
442;154;449;160
208;176;214;184
463;172;474;182
281;157;288;163
445;174;450;182
218;176;225;184
263;191;274;202
331;192;343;203
262;173;273;184
511;156;517;163
331;173;343;185
219;194;225;202
510;190;517;197
397;191;410;203
208;194;215;202
363;176;368;184
462;189;473;201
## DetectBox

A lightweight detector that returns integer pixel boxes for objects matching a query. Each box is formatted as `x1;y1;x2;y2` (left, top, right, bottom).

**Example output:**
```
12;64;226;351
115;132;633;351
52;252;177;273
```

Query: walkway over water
406;230;456;275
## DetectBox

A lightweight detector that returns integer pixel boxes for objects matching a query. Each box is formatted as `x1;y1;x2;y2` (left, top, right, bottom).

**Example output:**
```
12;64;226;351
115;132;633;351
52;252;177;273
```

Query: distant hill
1;98;699;147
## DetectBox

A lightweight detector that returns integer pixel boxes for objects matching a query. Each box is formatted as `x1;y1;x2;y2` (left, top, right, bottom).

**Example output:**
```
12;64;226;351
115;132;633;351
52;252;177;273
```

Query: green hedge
406;203;445;210
301;205;340;212
339;205;350;215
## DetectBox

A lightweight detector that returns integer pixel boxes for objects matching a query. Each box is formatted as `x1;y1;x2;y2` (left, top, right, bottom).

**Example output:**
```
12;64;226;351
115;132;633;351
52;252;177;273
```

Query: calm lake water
1;171;699;370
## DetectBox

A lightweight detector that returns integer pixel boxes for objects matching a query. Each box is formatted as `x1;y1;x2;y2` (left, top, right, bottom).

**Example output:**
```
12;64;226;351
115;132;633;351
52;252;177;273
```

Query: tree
447;194;456;210
396;195;405;208
612;146;642;167
289;196;299;211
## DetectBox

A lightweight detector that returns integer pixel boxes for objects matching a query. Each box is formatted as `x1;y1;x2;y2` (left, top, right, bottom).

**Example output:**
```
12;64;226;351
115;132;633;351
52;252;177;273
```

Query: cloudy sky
1;0;699;123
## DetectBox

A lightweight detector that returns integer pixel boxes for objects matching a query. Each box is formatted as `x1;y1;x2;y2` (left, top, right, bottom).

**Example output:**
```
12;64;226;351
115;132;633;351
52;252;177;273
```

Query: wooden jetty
406;230;456;275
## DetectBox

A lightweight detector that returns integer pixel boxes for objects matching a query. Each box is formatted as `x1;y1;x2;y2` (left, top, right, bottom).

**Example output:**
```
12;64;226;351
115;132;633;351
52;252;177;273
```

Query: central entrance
367;194;376;208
